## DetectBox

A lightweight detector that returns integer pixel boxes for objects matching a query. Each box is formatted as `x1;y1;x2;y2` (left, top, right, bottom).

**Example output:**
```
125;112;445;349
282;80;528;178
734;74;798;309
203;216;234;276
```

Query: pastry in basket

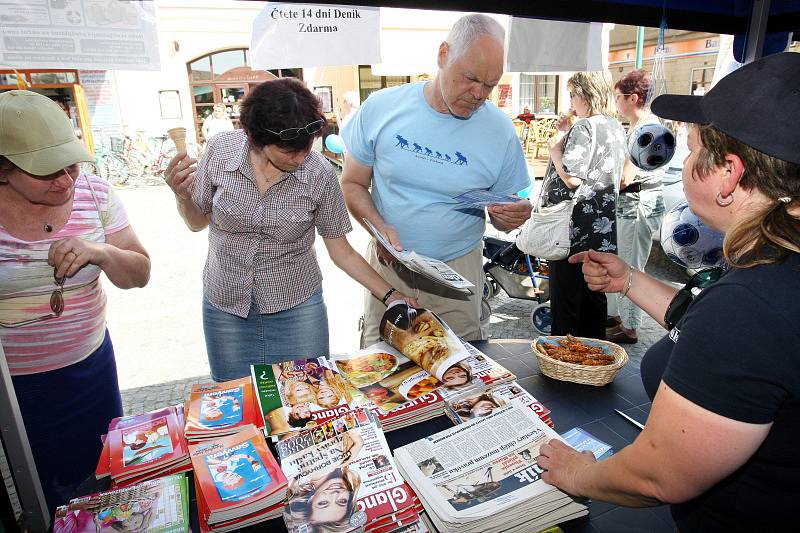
540;335;616;366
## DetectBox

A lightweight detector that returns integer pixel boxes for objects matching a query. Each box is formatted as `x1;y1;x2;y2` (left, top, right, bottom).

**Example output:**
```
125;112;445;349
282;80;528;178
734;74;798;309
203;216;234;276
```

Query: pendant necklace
44;223;53;233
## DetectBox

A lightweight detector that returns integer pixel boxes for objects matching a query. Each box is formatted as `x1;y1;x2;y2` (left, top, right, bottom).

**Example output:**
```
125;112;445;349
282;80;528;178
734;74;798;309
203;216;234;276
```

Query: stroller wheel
480;298;492;326
531;302;552;335
483;276;497;300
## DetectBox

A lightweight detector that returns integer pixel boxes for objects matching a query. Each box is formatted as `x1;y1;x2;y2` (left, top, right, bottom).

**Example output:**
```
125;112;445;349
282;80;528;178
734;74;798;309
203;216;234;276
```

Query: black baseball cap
651;52;800;165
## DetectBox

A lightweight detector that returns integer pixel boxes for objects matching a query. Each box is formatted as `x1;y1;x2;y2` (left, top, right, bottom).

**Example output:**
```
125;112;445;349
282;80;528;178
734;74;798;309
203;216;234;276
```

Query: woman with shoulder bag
528;71;626;339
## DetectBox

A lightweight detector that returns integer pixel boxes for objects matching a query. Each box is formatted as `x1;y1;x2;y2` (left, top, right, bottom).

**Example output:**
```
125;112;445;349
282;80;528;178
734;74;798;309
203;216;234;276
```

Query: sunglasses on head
264;119;325;141
664;267;724;330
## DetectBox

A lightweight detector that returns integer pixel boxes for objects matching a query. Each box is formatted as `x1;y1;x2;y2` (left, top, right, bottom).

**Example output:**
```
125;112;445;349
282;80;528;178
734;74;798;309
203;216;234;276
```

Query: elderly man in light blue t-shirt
341;14;532;346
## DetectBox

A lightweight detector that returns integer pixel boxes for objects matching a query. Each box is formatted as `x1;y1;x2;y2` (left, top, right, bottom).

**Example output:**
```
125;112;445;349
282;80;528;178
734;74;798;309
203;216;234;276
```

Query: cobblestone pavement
120;245;687;415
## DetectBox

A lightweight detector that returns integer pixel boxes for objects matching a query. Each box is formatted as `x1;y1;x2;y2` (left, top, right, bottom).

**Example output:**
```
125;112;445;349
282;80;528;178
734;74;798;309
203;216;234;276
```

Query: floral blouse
543;115;626;254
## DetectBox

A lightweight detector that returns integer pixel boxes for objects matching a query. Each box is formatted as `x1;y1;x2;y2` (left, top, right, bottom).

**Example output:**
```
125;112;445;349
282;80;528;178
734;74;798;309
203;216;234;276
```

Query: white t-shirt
203;115;234;140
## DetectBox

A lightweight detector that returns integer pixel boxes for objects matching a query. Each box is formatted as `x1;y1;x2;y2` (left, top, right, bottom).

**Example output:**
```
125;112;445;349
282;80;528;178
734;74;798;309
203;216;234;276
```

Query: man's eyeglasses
664;268;723;330
264;119;325;141
0;271;65;328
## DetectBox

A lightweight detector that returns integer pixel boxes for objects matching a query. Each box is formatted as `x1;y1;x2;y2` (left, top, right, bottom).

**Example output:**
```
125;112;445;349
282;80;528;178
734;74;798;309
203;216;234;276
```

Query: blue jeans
202;290;329;381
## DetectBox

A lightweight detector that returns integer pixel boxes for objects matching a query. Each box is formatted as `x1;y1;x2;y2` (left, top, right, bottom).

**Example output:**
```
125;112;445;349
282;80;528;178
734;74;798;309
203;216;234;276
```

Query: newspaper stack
277;407;425;533
189;425;287;532
54;474;190;533
184;377;263;442
95;405;192;488
444;381;553;428
394;403;588;533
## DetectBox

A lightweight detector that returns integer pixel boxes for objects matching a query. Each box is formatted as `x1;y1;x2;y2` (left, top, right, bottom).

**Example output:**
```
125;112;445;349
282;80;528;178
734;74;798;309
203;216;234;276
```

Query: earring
716;191;734;207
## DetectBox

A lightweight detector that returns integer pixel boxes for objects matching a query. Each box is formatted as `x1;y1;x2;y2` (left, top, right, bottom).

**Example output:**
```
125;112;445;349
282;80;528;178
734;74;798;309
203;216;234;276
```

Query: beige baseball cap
0;90;94;175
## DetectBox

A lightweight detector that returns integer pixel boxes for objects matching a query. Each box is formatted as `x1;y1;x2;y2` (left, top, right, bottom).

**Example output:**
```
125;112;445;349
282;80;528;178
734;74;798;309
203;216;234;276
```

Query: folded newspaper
394;403;588;533
364;219;474;293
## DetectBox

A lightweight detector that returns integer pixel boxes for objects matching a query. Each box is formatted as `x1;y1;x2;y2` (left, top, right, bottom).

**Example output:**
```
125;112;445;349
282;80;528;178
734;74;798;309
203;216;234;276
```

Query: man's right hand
375;225;403;266
164;152;197;200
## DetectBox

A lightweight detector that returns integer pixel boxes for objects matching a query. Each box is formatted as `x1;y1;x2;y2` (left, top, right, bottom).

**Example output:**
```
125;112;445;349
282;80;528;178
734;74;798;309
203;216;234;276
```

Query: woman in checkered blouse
164;78;415;381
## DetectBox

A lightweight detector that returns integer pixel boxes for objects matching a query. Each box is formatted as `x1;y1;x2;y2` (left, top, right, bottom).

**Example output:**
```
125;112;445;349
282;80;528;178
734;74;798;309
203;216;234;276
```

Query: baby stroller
481;235;552;334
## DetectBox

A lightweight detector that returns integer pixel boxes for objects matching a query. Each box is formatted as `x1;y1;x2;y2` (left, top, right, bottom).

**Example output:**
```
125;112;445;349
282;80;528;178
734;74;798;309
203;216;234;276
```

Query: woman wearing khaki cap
538;52;800;532
0;90;150;512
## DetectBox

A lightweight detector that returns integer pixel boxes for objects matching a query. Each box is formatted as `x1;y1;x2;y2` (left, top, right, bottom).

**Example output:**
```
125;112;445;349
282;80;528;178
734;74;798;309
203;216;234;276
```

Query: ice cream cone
167;127;187;152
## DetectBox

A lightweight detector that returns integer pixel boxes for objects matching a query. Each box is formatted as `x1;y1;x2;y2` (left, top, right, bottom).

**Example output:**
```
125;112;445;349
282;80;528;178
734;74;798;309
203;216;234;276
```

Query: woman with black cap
0;90;151;512
538;52;800;532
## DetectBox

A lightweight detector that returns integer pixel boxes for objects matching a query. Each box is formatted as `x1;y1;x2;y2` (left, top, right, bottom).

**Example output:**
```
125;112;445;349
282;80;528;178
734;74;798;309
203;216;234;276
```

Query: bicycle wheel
105;154;130;186
124;150;149;181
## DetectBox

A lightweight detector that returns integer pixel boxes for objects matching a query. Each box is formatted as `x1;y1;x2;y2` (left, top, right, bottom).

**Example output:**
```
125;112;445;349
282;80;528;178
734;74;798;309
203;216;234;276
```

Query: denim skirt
202;289;329;382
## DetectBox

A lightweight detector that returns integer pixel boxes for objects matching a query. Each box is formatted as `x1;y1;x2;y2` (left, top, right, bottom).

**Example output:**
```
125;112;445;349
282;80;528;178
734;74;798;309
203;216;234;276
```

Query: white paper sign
250;2;380;69
506;18;609;72
0;0;160;71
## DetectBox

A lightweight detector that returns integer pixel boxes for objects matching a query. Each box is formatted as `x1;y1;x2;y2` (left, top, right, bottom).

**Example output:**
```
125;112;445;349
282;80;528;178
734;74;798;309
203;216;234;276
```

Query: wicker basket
533;335;628;386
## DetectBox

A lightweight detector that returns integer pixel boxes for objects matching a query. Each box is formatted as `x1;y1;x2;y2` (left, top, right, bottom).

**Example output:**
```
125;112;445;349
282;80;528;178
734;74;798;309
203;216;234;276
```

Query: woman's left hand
48;237;107;279
538;438;596;497
386;291;418;309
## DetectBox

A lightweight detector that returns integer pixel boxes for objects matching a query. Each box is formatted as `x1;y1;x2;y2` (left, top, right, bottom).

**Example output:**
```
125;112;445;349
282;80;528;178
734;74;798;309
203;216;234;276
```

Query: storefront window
193;85;214;104
212;49;247;78
519;74;558;115
358;65;410;102
690;67;714;95
190;57;212;81
30;72;76;85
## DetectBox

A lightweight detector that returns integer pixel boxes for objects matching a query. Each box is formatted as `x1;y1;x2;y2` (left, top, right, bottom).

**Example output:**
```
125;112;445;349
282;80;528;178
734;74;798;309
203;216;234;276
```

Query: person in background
201;102;234;143
337;90;360;131
0;90;150;512
605;69;665;344
341;14;532;347
164;78;415;382
516;106;536;144
538;52;800;532
543;71;626;340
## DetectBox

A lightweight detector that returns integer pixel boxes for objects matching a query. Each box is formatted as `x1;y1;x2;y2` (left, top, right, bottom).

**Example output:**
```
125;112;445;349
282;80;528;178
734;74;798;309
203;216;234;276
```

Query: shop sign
251;2;380;69
0;0;160;71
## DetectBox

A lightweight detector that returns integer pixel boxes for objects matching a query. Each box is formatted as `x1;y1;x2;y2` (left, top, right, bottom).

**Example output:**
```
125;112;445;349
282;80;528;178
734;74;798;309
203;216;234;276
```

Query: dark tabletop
95;340;674;533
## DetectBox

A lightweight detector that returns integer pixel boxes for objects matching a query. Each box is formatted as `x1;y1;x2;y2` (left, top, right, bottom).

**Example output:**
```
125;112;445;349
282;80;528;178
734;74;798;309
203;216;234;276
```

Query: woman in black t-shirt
537;53;800;532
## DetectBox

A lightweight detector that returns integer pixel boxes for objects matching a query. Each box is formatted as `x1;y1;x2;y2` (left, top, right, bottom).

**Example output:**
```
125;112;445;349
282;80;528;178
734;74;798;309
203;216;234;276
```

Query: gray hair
445;14;505;66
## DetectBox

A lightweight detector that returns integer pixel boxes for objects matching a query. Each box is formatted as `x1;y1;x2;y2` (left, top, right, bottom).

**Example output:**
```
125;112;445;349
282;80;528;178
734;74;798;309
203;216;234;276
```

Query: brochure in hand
364;219;474;293
277;408;422;533
53;474;190;533
451;189;519;208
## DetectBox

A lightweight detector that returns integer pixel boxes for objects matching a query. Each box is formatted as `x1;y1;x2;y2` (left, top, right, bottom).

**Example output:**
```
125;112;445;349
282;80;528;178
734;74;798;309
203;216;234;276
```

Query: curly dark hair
614;69;651;108
239;77;325;151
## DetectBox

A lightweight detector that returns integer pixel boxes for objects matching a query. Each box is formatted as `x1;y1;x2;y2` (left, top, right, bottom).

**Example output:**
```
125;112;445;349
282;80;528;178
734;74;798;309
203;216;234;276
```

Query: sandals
606;325;638;344
605;316;622;328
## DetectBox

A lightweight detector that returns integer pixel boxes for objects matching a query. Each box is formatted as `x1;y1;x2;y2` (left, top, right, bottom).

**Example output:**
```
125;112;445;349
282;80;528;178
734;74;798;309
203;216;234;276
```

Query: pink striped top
0;174;129;375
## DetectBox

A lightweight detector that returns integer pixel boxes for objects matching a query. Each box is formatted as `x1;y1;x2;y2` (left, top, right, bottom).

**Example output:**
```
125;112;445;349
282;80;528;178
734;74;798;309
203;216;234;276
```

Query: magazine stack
95;405;191;487
394;403;588;533
277;407;425;533
444;381;553;428
189;425;287;532
53;473;190;533
251;304;518;436
184;377;263;443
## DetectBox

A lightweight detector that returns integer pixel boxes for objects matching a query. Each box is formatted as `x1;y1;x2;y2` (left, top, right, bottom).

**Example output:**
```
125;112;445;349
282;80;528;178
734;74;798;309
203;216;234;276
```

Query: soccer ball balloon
660;202;725;269
629;123;676;171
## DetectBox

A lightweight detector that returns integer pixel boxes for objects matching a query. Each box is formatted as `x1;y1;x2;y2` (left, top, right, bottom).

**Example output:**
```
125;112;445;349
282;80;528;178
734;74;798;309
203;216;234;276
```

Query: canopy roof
313;0;799;35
